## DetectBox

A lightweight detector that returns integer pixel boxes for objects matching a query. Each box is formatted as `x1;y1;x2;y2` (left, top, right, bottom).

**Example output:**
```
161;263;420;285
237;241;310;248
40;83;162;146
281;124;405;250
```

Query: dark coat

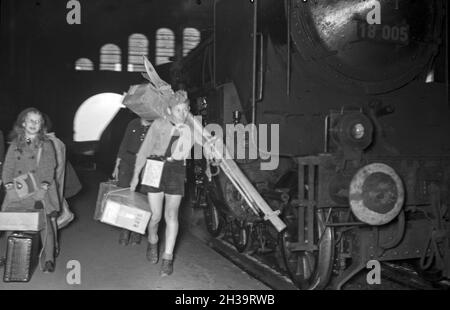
118;118;152;165
1;138;59;215
117;118;151;187
64;160;82;198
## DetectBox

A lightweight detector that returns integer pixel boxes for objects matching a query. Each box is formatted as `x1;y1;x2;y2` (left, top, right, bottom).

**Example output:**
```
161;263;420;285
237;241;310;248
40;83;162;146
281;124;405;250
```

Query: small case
3;232;40;283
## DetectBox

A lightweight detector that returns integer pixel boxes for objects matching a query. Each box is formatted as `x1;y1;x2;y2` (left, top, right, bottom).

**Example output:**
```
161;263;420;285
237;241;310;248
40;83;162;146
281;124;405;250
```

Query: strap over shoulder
37;145;43;166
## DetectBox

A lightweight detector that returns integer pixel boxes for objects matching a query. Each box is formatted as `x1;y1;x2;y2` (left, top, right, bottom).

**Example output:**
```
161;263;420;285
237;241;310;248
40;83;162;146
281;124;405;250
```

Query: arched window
426;70;435;83
155;28;175;65
100;44;122;71
128;33;149;72
74;93;125;142
75;58;94;71
183;27;201;57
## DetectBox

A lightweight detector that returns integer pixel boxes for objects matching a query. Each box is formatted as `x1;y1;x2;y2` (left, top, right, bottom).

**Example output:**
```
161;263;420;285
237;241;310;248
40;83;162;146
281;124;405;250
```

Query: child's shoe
160;259;173;277
146;242;159;264
130;232;142;245
119;229;130;246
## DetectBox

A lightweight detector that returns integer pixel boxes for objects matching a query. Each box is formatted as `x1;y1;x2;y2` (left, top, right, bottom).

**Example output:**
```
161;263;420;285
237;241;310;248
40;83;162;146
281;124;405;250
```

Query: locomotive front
282;0;449;289
182;0;449;289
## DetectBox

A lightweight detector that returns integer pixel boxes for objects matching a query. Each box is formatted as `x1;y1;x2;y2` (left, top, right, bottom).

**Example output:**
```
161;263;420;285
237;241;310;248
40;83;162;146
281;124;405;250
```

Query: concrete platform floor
0;169;269;290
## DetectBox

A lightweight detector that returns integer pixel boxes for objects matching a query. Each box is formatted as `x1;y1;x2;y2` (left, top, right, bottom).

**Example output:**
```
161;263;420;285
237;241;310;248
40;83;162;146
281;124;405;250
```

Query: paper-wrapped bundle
122;56;176;121
122;83;172;121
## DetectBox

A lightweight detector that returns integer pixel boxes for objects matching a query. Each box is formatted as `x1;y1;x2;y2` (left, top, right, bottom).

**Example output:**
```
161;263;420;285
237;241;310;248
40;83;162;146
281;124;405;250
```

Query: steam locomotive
178;0;450;289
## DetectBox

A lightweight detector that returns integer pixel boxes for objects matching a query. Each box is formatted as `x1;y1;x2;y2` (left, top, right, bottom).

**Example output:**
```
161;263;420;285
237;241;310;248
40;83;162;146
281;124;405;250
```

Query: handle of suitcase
50;216;59;257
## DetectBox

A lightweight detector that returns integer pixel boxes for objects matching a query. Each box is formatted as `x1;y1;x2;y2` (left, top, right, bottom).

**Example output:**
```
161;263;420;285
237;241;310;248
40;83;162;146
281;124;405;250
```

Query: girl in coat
1;108;59;272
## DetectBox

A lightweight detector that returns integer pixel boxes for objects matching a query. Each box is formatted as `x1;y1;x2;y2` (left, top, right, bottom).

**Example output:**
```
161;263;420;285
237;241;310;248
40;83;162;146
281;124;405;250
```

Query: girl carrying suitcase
1;108;59;272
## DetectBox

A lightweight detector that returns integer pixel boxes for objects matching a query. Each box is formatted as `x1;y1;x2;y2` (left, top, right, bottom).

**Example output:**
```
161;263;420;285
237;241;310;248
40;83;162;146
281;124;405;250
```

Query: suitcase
99;189;151;234
0;211;45;232
3;232;40;283
94;181;121;221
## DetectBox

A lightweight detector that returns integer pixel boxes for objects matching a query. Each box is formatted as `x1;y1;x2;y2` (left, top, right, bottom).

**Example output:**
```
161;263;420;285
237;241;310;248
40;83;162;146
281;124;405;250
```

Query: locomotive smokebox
349;163;405;225
289;0;444;94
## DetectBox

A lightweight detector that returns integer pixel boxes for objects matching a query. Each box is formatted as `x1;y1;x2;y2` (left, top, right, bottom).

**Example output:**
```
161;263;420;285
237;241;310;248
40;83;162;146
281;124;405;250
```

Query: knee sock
148;241;158;247
162;252;173;260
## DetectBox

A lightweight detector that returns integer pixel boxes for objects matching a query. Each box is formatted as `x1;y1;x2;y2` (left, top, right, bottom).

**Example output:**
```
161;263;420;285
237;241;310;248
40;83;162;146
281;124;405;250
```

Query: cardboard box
94;181;121;221
0;212;45;232
95;185;151;234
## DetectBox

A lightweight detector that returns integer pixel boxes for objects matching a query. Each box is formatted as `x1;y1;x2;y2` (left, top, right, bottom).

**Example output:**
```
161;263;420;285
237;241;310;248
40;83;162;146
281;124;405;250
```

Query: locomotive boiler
179;0;450;289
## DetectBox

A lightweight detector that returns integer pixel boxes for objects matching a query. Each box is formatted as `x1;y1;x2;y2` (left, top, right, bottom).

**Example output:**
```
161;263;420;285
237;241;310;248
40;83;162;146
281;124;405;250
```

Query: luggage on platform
3;232;40;283
0;211;45;232
94;181;121;220
94;181;151;234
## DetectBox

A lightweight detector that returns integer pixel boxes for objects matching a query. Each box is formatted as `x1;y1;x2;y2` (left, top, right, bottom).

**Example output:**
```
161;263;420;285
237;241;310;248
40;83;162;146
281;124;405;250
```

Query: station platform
0;169;269;290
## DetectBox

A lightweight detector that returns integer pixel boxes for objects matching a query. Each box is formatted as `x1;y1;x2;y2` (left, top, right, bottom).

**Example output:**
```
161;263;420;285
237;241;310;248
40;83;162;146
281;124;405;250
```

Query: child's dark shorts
140;160;186;196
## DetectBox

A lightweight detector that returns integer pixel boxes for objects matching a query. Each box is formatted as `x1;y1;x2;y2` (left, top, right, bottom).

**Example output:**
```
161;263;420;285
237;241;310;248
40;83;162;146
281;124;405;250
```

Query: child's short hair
168;90;189;108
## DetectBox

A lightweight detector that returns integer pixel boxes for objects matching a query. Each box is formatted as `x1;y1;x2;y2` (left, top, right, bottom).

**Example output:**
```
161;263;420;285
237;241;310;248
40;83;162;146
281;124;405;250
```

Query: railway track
212;236;450;290
185;208;449;290
208;236;299;290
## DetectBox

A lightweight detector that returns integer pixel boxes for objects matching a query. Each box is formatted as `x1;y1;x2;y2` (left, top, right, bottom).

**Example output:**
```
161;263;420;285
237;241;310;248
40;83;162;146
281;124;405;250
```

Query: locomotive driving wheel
280;205;334;290
186;161;208;208
203;193;223;237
